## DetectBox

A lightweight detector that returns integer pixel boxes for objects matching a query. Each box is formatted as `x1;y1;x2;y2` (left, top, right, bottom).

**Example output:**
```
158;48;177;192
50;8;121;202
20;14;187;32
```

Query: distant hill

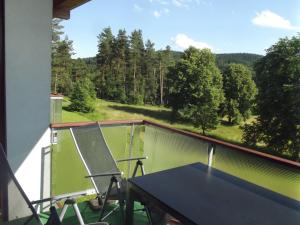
82;57;97;70
215;53;263;71
168;51;262;70
81;52;263;72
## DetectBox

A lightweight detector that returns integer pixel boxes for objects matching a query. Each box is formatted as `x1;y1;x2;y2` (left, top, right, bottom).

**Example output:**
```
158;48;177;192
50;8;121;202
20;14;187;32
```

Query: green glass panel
101;125;145;178
213;145;300;201
143;125;208;173
50;99;62;123
51;129;93;196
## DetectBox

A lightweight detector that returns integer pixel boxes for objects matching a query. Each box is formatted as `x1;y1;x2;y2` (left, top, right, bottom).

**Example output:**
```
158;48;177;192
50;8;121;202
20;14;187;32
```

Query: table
125;163;300;225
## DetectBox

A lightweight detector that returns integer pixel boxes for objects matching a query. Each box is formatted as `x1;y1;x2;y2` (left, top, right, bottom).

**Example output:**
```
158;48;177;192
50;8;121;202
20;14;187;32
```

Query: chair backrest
0;143;42;225
70;123;121;194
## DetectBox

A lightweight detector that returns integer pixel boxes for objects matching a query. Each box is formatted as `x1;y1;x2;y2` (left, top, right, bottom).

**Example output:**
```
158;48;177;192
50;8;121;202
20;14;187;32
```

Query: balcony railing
51;119;300;202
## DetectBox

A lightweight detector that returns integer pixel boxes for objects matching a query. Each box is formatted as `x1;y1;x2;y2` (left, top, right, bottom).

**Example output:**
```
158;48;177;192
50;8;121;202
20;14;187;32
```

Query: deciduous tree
242;36;300;159
222;63;257;124
167;47;224;134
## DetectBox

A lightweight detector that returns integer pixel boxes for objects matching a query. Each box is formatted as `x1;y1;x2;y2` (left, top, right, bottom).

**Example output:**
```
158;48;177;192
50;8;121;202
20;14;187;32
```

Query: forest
51;19;300;161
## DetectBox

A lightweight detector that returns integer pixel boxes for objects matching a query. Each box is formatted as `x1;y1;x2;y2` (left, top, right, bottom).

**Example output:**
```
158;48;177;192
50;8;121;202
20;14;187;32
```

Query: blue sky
62;0;300;58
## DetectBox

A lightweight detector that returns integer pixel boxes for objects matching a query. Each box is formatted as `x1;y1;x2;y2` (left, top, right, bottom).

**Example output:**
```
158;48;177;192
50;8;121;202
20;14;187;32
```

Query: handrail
51;119;143;129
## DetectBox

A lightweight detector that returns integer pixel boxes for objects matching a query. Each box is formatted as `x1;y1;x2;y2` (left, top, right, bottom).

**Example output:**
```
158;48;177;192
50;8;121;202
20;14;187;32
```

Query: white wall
5;0;52;219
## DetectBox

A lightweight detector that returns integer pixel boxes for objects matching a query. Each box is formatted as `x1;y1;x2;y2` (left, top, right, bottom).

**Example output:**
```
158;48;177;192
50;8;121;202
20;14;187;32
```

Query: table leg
125;189;134;225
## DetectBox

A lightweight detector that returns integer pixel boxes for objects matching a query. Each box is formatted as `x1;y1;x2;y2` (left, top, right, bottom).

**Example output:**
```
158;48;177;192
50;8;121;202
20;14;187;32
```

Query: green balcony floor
0;202;149;225
59;202;149;225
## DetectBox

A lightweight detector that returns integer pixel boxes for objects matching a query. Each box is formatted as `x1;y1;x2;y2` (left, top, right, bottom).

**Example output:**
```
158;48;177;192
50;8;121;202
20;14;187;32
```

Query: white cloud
164;8;170;14
172;33;212;50
197;0;213;6
152;8;170;18
153;10;161;18
150;0;204;8
252;10;298;30
171;0;204;8
172;0;188;8
133;4;143;12
150;0;169;5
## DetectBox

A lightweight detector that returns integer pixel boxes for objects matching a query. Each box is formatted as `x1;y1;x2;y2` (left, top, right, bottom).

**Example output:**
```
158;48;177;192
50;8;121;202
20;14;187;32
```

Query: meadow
61;98;254;146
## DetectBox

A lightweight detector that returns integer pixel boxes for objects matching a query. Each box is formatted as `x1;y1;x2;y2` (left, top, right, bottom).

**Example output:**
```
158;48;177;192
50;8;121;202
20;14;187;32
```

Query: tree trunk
54;73;58;94
153;68;156;103
228;115;232;124
123;63;126;97
133;61;136;98
159;60;163;105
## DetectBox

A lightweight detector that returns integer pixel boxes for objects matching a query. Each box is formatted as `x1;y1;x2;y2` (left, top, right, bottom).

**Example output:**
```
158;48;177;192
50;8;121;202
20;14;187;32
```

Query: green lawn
62;98;253;145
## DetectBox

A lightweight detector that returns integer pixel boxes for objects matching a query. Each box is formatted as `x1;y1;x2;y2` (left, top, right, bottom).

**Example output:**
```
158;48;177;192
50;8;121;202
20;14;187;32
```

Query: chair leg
145;207;153;225
73;203;85;225
99;177;115;222
59;202;69;221
132;160;145;177
116;180;125;225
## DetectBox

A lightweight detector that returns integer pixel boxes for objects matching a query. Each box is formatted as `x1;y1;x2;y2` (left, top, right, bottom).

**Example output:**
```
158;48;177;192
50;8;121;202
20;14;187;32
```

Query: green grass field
62;98;253;145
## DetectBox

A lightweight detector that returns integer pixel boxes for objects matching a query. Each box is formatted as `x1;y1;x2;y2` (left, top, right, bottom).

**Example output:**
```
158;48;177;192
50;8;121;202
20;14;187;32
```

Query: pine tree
128;30;145;104
68;78;96;113
112;29;129;102
71;58;88;82
52;34;74;95
96;27;115;99
159;45;173;105
144;40;158;104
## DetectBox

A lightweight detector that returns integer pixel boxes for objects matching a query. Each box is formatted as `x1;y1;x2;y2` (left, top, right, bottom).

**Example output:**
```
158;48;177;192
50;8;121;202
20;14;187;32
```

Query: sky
61;0;300;58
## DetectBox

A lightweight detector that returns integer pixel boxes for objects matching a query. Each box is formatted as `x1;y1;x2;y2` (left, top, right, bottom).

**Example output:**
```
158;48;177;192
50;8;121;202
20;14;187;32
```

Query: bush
68;78;96;113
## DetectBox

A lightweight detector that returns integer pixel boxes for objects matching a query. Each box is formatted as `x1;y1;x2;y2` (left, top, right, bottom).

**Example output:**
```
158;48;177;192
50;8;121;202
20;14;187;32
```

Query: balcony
1;119;300;225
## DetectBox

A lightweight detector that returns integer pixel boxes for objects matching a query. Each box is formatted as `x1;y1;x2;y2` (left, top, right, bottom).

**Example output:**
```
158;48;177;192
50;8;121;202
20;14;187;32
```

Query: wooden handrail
51;119;143;129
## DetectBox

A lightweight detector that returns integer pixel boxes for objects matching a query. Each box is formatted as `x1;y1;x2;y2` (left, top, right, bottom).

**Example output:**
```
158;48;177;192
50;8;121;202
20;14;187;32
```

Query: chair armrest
31;197;52;205
116;156;147;163
85;171;123;178
31;190;91;204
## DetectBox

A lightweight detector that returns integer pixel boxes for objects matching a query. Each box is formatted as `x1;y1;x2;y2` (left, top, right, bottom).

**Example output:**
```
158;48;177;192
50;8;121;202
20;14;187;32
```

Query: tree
71;58;88;82
222;63;257;124
51;19;74;95
242;36;300;160
167;47;224;134
144;40;158;104
68;78;96;113
128;30;145;104
52;36;74;95
112;29;129;102
158;45;174;105
96;27;115;99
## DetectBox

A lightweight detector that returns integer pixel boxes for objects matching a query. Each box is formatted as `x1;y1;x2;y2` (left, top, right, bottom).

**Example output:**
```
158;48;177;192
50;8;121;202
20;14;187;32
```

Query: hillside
81;52;263;71
216;53;262;70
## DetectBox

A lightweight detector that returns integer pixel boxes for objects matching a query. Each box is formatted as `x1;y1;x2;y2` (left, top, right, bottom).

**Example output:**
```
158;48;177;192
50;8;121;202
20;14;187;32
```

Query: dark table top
128;163;300;225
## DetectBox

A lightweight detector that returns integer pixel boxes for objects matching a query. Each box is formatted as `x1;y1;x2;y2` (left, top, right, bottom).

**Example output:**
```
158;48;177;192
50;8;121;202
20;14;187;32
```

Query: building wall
5;0;52;219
